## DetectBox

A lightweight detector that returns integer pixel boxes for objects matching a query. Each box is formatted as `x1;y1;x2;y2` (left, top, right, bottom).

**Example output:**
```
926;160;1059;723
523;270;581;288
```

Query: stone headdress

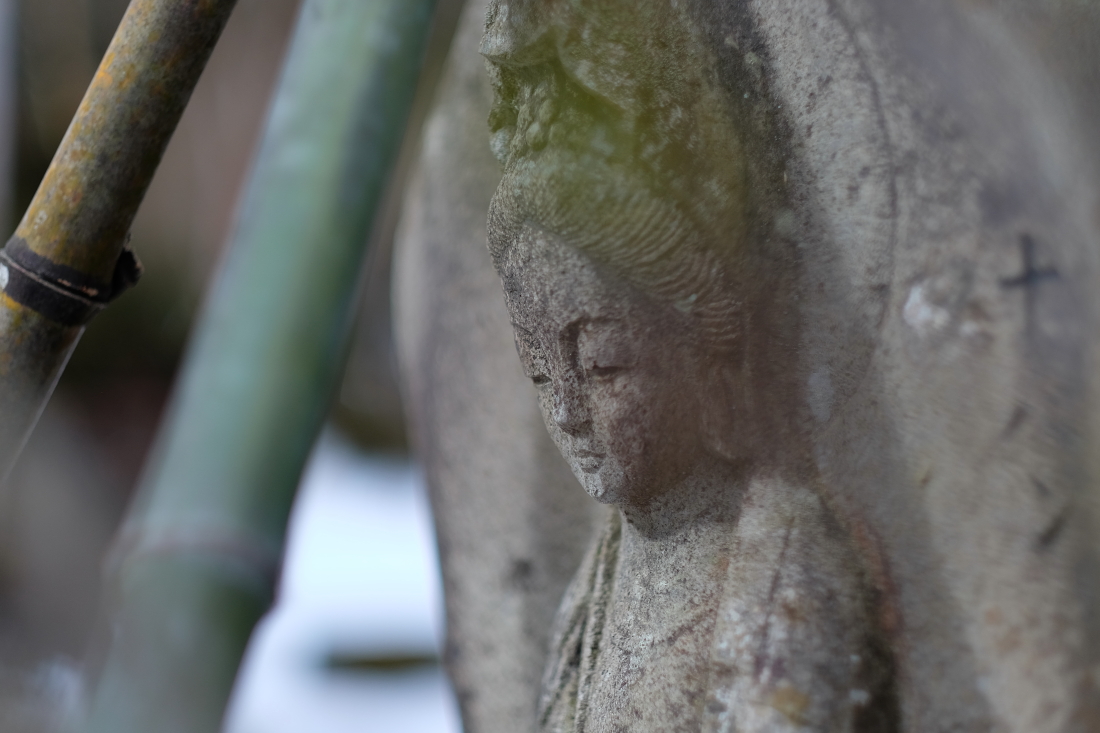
482;0;752;355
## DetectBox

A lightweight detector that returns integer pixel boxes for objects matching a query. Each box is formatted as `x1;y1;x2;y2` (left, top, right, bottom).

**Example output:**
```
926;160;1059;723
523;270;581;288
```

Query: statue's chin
573;463;628;505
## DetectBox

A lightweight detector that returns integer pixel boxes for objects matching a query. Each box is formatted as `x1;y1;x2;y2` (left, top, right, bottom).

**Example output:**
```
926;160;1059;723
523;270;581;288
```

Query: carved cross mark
1000;234;1058;335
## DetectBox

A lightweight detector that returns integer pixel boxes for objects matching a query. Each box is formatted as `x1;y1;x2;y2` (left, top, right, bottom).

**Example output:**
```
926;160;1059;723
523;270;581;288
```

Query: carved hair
488;152;744;356
483;2;751;356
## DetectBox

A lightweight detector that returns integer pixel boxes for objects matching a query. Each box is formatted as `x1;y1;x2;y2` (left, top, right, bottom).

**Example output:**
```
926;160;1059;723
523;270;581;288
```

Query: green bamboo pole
0;0;237;485
83;0;441;731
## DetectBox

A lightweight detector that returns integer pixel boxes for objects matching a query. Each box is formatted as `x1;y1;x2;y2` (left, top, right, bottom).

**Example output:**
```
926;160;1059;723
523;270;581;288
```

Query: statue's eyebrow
562;317;594;340
511;324;544;360
572;317;623;338
562;317;622;348
559;317;617;367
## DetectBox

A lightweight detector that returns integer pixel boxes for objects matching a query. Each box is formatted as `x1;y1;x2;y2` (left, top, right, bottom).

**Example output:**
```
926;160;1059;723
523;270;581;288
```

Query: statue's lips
571;449;604;474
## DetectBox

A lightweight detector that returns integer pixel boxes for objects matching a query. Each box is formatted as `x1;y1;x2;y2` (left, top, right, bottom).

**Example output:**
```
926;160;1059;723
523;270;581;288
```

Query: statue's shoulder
704;477;897;731
730;477;862;586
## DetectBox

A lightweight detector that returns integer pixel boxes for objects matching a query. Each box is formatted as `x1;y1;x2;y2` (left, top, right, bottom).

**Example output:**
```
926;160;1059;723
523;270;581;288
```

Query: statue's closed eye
585;364;623;380
578;321;637;379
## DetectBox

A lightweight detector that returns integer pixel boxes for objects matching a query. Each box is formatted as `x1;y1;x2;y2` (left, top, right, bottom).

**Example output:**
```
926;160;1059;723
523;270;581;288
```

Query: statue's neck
606;460;745;647
616;457;744;543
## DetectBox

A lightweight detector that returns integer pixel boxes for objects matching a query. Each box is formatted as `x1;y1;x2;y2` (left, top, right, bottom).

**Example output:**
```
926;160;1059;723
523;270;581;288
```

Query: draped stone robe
537;479;898;733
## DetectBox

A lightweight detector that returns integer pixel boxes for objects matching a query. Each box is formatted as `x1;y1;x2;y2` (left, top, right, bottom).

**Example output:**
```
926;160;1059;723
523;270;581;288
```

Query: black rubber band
0;249;102;326
5;238;112;299
0;236;142;327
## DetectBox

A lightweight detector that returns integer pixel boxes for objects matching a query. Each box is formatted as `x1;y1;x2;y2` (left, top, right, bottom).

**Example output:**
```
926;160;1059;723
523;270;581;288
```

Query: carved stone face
500;224;714;506
484;0;754;506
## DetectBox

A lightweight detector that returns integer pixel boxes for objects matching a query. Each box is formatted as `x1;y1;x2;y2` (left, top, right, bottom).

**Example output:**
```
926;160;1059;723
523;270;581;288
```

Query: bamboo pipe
83;1;442;730
0;0;238;484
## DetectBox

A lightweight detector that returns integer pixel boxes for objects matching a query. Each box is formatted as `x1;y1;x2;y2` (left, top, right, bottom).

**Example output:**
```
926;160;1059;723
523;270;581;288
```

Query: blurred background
0;0;461;730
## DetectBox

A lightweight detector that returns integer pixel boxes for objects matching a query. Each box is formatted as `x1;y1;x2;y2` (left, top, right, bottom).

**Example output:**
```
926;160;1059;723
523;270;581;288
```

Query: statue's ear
700;360;744;463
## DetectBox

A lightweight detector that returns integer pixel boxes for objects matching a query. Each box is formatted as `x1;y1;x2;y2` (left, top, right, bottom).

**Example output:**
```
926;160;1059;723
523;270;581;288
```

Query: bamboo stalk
0;0;238;485
82;1;442;731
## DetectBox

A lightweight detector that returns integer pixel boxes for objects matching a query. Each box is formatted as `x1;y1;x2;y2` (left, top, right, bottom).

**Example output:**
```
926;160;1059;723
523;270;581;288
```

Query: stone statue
487;225;899;731
481;1;897;729
396;0;1100;731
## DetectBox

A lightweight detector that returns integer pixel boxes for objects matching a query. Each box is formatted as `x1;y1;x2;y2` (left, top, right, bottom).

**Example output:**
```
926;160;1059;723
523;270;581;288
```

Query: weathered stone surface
393;2;603;732
397;0;1100;731
484;2;898;729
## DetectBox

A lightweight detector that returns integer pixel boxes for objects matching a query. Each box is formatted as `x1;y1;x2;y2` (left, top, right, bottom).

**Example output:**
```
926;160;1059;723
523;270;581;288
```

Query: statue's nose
552;377;589;435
